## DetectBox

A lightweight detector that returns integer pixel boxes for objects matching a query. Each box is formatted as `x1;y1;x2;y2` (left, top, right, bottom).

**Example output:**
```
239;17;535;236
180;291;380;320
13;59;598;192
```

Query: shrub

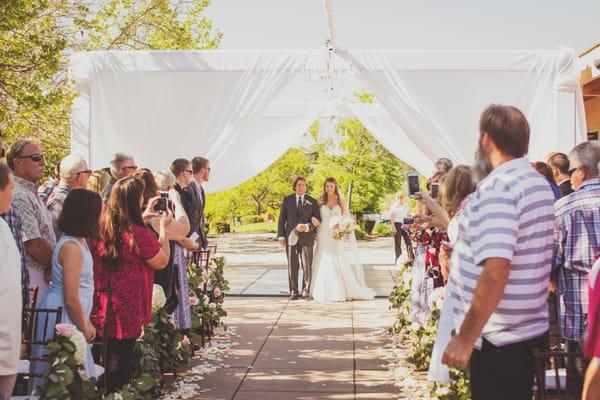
241;215;264;224
373;223;392;237
354;225;367;240
213;222;231;234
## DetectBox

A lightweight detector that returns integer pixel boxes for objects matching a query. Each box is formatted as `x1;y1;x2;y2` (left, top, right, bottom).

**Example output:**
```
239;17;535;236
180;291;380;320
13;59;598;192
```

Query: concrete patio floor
196;297;402;400
212;233;401;297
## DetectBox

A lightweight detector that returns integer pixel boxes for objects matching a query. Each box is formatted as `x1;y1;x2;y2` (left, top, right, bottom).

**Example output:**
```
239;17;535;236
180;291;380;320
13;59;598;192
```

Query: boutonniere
304;200;313;206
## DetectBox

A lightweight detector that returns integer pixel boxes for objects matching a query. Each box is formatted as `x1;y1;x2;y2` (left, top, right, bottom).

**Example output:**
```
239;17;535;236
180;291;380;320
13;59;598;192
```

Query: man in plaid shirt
553;140;600;351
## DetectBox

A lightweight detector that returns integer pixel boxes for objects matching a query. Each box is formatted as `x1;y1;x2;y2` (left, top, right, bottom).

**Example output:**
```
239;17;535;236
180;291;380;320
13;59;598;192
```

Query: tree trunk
346;180;353;211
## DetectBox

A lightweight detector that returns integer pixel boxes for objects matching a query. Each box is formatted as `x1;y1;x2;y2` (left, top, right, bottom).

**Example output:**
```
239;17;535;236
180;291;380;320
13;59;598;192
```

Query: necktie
297;196;302;210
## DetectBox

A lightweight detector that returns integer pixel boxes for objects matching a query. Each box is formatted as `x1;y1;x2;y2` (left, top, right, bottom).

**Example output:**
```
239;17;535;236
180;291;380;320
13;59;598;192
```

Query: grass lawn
229;221;277;234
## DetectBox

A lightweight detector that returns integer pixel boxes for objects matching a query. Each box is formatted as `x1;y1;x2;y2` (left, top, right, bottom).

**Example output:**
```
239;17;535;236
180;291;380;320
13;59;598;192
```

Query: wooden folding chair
14;307;63;395
534;351;586;400
90;288;113;394
190;248;212;346
28;286;39;308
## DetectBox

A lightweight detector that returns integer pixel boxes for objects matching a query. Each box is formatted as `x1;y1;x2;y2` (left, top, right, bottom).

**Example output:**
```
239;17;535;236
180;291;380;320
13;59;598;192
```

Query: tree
0;0;89;173
309;118;411;214
0;0;222;175
85;0;222;50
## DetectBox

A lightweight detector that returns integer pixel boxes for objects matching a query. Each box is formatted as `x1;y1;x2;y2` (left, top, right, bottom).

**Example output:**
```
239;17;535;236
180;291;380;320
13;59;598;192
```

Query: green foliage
240;215;264;225
354;225;367;240
0;0;221;176
388;263;472;400
37;335;101;399
373;223;392;237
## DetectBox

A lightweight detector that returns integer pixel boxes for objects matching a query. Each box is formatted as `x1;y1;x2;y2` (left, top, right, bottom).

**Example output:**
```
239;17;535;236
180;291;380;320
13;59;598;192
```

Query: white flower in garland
427;287;445;311
152;284;166;312
55;323;86;364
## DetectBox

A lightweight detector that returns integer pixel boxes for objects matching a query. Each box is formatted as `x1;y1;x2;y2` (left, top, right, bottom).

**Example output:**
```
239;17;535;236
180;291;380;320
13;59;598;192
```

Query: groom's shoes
301;291;311;300
290;294;300;300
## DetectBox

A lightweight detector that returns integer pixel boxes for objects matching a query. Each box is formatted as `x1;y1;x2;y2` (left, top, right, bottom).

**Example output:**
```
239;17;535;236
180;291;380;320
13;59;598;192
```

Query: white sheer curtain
71;50;328;192
343;48;587;164
345;102;434;175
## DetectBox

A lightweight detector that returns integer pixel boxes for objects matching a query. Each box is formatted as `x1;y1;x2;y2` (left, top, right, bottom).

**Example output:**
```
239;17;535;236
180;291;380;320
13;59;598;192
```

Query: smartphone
154;191;169;212
430;182;439;199
403;217;415;225
406;172;420;199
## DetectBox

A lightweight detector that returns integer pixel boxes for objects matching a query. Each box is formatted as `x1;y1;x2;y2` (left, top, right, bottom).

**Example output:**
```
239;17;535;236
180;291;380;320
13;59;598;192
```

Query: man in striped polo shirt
442;104;555;400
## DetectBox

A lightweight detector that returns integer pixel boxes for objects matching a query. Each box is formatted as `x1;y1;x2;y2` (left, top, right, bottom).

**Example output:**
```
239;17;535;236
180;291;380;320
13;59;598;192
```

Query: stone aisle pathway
195;297;401;400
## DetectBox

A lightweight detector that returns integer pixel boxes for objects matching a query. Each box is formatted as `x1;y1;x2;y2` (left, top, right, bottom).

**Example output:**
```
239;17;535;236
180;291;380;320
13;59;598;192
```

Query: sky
204;0;599;53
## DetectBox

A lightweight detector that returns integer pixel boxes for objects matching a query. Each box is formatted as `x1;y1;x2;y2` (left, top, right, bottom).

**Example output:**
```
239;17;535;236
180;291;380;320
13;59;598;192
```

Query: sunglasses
76;170;92;176
17;154;44;162
568;166;580;175
121;165;138;171
184;169;193;174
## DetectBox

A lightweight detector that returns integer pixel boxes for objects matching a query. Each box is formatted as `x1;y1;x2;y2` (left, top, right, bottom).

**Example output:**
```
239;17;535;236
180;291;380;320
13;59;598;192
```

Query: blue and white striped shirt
449;157;555;347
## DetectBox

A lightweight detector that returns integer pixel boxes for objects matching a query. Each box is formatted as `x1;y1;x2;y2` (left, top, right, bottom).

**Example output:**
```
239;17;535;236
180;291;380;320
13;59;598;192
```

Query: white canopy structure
70;47;587;193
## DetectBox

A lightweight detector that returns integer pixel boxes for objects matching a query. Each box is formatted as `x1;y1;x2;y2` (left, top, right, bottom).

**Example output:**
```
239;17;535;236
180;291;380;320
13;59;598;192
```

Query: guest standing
552;141;600;352
532;161;561;200
169;160;201;330
442;105;555;400
190;156;211;249
7;139;56;301
583;255;600;400
389;192;413;262
87;170;110;194
101;153;137;202
91;177;171;391
31;189;102;383
47;155;92;237
547;152;574;197
0;162;22;399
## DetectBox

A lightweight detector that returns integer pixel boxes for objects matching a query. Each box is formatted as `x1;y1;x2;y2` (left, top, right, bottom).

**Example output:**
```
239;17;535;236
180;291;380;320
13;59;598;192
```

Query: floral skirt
173;244;192;330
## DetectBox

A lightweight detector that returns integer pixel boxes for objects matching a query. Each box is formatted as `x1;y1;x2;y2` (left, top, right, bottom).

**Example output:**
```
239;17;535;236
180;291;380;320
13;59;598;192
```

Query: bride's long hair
319;177;346;213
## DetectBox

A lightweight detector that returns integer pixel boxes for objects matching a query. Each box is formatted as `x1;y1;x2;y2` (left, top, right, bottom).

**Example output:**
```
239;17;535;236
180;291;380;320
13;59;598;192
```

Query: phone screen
407;175;420;197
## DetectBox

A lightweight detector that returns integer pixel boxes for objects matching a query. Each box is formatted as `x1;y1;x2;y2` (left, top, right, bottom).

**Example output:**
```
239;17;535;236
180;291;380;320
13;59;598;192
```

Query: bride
310;177;376;302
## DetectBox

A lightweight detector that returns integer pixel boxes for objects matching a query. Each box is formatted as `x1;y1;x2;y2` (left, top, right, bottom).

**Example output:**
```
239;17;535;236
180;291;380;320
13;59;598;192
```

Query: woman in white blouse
0;162;22;399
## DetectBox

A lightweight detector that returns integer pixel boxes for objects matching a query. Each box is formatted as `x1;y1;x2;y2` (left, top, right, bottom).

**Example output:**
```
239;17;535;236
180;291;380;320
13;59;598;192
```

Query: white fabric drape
70;49;587;192
344;48;587;164
71;50;330;193
344;103;434;175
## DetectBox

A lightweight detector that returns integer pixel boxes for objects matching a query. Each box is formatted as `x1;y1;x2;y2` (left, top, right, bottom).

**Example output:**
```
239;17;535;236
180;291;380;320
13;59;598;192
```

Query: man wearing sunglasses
552;140;600;357
101;152;137;202
47;155;92;238
7;138;57;302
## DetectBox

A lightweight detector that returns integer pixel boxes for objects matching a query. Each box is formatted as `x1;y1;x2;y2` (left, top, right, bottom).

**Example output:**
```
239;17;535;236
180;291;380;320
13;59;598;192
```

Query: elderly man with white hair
101;153;137;202
552;140;600;354
47;154;92;237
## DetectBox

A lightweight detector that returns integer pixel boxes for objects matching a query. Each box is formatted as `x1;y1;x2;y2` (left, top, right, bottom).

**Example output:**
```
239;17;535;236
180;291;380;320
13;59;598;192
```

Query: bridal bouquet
330;215;355;240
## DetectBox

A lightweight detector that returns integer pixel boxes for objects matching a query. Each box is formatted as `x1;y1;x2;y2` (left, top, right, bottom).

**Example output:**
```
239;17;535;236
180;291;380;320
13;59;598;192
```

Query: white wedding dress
311;204;376;302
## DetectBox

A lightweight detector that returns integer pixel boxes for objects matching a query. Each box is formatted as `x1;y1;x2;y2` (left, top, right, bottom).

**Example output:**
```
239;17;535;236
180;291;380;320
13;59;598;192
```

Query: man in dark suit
190;156;210;249
277;177;321;300
548;152;574;197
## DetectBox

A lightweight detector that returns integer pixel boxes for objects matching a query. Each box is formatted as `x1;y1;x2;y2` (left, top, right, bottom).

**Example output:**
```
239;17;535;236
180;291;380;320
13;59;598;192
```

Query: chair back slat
28;286;39;308
534;351;585;400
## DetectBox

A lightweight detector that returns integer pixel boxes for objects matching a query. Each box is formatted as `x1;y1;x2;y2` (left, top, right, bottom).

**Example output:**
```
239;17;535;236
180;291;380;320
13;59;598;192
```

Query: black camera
403;217;415;225
154;191;170;213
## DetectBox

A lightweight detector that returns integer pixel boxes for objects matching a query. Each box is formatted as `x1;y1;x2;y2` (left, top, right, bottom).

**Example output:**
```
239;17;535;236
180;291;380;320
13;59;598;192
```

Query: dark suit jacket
558;179;574;198
187;182;208;249
174;183;201;237
277;194;321;247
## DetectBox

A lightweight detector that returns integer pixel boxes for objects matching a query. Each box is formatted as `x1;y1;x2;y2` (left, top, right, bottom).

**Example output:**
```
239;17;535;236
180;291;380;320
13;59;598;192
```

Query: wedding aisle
185;297;401;400
214;233;399;297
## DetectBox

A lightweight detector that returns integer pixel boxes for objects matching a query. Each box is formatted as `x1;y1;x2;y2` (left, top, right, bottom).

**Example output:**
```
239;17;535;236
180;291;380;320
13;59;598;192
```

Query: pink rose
213;288;222;298
181;335;191;346
55;323;76;338
189;296;200;306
